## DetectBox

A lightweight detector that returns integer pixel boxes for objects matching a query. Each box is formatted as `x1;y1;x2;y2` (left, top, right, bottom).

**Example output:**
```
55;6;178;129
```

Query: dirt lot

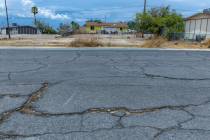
0;34;210;49
0;34;144;47
0;35;73;47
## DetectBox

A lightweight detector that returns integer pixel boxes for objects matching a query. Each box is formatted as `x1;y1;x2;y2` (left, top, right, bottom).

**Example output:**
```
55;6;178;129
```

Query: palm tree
32;6;38;26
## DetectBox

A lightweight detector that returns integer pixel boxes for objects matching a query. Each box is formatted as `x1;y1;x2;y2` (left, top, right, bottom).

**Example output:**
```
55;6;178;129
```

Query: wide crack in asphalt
0;81;210;139
1;51;210;139
0;82;48;126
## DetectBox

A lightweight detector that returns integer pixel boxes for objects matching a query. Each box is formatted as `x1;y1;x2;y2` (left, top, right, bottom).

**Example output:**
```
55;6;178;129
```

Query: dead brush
141;37;167;48
68;38;103;47
201;39;210;48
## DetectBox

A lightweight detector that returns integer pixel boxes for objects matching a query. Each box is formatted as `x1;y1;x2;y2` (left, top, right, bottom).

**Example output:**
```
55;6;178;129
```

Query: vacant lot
0;35;72;47
1;34;210;49
0;34;144;47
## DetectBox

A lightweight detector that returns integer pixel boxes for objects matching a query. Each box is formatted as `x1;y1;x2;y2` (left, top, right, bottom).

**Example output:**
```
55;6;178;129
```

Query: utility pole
143;0;147;13
4;0;11;39
32;7;38;26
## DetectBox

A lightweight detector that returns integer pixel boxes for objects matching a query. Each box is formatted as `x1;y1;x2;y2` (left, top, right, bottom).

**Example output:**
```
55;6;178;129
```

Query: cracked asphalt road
0;48;210;140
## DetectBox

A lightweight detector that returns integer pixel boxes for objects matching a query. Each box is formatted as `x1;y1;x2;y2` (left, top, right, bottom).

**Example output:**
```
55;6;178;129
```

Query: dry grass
201;39;210;48
68;38;103;47
164;40;210;49
140;36;210;49
140;37;167;48
163;41;203;49
0;38;72;47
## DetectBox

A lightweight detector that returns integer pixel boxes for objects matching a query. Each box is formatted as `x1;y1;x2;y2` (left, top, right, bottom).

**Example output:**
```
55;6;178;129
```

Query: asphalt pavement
0;48;210;140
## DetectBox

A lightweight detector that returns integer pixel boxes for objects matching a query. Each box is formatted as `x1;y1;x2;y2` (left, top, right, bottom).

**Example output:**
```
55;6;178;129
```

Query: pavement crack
79;115;84;131
153;127;210;140
144;73;210;81
179;128;210;132
0;82;48;126
140;66;210;81
19;98;210;117
0;126;159;139
153;126;179;140
2;100;208;139
0;57;48;75
153;107;206;139
64;52;81;64
7;72;11;81
1;66;46;74
19;82;48;114
178;109;196;126
0;94;28;99
1;83;209;139
0;131;87;139
114;113;126;128
12;99;210;139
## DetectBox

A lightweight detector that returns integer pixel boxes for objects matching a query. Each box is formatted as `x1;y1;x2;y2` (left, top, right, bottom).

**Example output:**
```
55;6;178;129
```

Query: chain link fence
168;33;210;42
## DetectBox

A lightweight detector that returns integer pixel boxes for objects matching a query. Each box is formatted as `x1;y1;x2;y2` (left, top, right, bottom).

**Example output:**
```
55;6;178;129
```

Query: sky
0;0;210;27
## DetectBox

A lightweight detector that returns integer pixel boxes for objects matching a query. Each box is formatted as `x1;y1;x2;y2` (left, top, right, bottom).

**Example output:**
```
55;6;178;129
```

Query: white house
185;10;210;40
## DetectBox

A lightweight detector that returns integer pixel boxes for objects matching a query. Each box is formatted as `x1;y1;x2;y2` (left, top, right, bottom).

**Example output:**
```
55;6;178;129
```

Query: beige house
86;22;128;34
185;11;210;40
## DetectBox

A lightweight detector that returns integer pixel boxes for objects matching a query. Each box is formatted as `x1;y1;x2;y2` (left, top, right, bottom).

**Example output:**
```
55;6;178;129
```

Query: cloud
0;2;5;16
39;8;69;20
0;0;69;20
19;0;69;19
26;0;69;19
168;0;210;7
2;0;210;26
21;0;34;7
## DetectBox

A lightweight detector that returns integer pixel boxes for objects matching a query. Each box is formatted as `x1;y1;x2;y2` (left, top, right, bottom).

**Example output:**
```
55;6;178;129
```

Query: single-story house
85;22;128;34
0;24;40;35
185;9;210;40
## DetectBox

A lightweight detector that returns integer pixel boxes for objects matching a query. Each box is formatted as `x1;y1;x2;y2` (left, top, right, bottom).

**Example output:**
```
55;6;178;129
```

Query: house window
120;27;123;31
91;26;95;30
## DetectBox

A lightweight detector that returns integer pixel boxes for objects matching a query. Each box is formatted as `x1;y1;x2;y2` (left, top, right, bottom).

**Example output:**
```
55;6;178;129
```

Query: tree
58;23;73;36
32;6;38;25
135;12;154;33
86;19;102;23
127;21;136;30
36;20;57;34
57;21;80;36
135;6;184;36
70;21;80;31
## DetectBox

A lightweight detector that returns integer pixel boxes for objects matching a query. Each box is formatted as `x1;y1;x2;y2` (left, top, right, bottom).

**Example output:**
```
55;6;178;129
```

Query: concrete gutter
0;46;210;51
